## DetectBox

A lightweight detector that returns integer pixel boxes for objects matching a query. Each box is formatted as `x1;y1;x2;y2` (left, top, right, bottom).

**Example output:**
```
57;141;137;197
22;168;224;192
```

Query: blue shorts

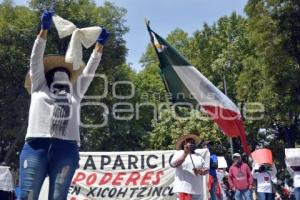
19;138;79;200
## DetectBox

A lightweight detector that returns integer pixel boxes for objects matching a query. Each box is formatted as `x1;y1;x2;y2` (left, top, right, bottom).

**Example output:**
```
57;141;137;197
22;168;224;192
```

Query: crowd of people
2;133;299;200
171;134;300;200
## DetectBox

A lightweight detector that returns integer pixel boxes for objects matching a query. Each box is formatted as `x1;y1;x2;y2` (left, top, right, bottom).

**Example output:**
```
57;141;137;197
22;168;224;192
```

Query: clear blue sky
7;0;248;71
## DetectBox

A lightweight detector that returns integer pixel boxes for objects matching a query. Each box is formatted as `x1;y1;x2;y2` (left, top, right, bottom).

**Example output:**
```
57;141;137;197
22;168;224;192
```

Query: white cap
232;153;241;158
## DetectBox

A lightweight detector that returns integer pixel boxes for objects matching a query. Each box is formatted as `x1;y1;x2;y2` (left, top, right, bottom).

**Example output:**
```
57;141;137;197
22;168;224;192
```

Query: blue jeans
257;192;275;200
234;189;253;200
19;138;79;200
295;187;300;200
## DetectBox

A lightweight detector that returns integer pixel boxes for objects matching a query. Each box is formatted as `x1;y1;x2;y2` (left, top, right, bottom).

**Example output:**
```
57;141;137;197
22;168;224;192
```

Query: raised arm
269;163;277;177
170;150;188;168
30;10;54;92
251;164;260;179
286;165;294;176
74;28;109;98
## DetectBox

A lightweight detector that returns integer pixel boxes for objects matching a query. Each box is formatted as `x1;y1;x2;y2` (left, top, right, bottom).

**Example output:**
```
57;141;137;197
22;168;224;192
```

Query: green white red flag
146;22;251;155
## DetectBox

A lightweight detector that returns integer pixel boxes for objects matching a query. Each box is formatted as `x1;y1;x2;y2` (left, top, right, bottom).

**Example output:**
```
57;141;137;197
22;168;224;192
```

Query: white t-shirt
25;38;102;145
217;170;228;184
217;170;228;200
252;172;273;193
287;167;300;188
171;149;209;195
252;164;277;193
294;172;300;188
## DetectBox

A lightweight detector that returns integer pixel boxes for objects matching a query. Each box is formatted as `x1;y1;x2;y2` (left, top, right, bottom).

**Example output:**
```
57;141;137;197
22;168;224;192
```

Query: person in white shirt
286;166;300;200
0;165;14;200
170;134;209;200
217;168;229;200
252;163;277;200
19;10;109;200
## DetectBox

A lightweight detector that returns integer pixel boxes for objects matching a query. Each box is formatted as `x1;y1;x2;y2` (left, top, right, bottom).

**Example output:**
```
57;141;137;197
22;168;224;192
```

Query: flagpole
144;19;173;100
144;18;160;56
189;153;197;175
223;71;234;157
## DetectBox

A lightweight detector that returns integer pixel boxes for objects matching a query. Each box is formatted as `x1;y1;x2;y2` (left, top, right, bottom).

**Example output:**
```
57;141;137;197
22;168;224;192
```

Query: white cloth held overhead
52;15;101;70
52;15;76;38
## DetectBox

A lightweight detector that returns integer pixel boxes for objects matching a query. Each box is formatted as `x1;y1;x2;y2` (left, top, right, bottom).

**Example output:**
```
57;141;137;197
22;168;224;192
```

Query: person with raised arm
19;10;110;200
171;134;209;200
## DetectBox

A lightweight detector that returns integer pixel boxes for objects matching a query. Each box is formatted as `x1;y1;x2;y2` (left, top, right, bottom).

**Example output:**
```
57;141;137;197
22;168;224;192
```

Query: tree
0;0;39;166
149;108;228;154
0;0;131;165
245;0;300;148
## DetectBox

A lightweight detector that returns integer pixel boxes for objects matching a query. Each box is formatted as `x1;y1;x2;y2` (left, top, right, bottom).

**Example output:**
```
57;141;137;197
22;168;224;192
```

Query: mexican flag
146;22;251;155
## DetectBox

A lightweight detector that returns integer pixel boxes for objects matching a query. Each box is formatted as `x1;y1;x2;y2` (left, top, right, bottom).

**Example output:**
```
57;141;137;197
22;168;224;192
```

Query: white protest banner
285;148;300;167
217;156;227;169
39;150;210;200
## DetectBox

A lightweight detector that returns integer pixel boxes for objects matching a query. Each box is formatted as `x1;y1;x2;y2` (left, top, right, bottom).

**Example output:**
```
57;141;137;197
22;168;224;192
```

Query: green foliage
149;108;228;154
188;13;254;101
245;0;300;145
0;0;38;166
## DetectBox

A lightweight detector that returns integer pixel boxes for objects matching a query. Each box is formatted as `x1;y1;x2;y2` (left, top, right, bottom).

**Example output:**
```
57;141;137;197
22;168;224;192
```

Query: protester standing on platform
229;153;253;200
171;134;209;200
19;10;109;200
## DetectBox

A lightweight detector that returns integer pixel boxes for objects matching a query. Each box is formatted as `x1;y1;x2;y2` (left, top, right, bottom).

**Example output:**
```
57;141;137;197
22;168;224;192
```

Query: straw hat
175;134;201;150
24;55;85;94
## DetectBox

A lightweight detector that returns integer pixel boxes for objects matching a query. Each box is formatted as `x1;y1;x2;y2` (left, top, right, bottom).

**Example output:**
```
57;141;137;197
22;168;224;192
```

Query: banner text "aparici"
82;154;174;170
